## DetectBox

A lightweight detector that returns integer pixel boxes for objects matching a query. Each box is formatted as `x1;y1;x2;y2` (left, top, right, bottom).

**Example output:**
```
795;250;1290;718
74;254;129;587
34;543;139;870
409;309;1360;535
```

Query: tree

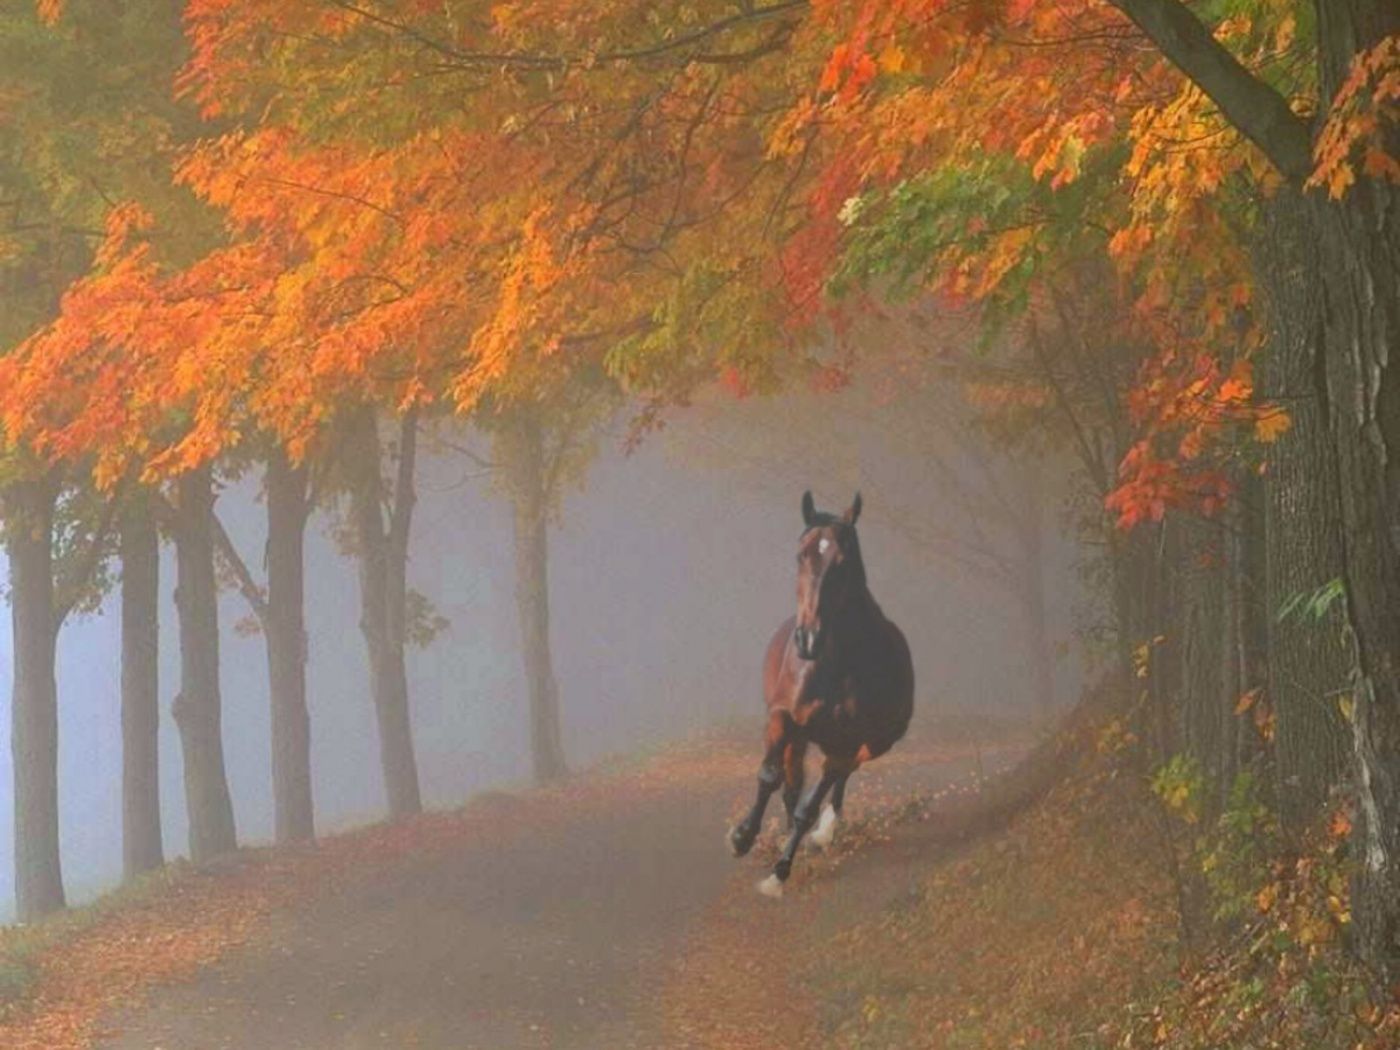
212;448;317;843
803;0;1399;973
483;381;615;784
169;465;238;861
120;491;163;879
341;406;423;817
0;0;203;915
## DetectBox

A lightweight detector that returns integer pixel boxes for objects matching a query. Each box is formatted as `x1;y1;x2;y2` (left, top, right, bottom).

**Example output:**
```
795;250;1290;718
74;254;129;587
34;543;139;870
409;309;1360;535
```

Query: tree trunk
265;450;314;843
1254;190;1351;832
1313;179;1400;977
6;477;65;921
120;494;163;880
171;466;238;863
1016;491;1055;717
502;412;568;784
345;407;422;818
1113;0;1400;979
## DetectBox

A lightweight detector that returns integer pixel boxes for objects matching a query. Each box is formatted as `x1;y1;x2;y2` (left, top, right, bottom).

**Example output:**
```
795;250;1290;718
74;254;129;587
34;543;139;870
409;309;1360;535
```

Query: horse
727;490;914;897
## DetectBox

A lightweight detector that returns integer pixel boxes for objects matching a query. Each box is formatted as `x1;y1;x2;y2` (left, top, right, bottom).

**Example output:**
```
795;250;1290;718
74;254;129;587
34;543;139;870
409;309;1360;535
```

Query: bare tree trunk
501;412;568;783
1015;484;1055;716
345;407;422;818
1109;0;1400;981
1255;190;1351;832
6;477;65;920
266;450;314;843
120;494;163;880
171;466;238;863
1315;182;1400;977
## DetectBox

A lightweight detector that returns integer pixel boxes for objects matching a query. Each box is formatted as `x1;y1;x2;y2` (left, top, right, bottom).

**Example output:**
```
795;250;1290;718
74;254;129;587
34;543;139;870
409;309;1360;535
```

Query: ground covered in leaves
661;714;1400;1050
0;718;1010;1050
8;709;1397;1050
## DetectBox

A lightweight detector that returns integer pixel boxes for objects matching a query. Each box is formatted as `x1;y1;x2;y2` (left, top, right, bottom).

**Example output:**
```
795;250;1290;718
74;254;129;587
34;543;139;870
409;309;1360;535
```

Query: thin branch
53;485;123;633
211;511;270;625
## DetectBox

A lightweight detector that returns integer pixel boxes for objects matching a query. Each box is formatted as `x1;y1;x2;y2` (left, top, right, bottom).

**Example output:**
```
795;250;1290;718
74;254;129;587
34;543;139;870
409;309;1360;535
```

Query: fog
0;387;1084;919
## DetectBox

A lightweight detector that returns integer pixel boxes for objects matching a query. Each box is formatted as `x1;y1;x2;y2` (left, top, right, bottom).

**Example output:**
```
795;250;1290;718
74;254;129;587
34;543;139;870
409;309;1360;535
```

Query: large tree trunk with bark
1254;191;1352;833
1306;1;1400;980
1314;178;1400;977
120;494;164;880
345;408;422;818
171;466;238;863
265;451;314;843
507;414;568;784
1112;0;1400;980
7;477;65;920
500;411;568;784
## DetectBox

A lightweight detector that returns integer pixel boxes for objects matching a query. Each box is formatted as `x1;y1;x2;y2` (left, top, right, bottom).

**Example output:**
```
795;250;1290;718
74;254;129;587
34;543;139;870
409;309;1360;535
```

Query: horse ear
844;492;862;526
801;490;817;527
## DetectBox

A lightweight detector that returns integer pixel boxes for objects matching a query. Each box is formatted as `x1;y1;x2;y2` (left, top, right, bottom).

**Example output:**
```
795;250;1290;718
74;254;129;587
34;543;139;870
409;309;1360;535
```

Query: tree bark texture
265;450;315;843
7;477;65;920
345;407;422;818
120;494;163;880
171;466;238;863
501;411;568;784
1255;190;1352;832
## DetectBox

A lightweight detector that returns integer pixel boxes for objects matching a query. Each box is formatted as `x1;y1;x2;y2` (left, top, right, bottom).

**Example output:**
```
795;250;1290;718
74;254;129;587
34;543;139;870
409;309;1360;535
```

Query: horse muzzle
794;626;821;661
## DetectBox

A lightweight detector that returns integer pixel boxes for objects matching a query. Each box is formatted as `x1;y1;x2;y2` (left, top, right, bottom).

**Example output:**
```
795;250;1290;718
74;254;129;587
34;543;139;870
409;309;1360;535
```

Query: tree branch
53;486;122;633
211;511;270;625
1108;0;1312;179
387;406;419;569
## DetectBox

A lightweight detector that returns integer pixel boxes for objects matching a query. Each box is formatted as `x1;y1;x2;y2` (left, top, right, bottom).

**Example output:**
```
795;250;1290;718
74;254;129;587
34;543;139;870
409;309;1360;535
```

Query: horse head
793;490;865;661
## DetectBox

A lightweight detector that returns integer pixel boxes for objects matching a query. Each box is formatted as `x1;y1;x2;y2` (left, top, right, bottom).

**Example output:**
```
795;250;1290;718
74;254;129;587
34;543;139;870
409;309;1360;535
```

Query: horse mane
801;517;868;592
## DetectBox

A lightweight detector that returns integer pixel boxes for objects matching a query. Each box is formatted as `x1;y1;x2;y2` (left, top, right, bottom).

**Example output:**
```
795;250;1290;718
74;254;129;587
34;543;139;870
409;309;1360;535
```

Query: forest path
95;733;1010;1050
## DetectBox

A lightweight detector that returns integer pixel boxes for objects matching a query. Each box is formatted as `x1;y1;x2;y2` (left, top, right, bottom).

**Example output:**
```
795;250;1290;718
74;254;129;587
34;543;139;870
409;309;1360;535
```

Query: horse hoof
774;857;792;881
728;826;753;858
757;874;784;899
809;805;839;850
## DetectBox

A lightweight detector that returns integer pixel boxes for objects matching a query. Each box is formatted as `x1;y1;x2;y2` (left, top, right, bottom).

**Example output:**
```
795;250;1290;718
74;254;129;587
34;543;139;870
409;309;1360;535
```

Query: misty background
0;387;1085;918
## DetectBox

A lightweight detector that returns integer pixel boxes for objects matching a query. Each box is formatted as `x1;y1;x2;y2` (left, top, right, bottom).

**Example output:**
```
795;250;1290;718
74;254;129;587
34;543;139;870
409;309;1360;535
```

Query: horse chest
792;669;864;742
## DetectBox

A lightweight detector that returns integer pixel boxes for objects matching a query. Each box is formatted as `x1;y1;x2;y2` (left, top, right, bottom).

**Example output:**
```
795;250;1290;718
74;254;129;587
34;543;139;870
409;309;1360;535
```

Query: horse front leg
728;711;794;858
759;754;856;897
781;738;808;830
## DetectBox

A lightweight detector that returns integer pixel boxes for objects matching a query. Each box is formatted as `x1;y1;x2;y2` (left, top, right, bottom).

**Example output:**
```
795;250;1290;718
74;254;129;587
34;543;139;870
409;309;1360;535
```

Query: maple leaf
1254;409;1292;444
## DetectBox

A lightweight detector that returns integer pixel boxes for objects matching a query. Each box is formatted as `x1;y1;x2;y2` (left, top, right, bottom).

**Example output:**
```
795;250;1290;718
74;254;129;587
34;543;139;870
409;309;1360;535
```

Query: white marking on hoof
727;826;745;857
809;805;839;850
757;874;784;899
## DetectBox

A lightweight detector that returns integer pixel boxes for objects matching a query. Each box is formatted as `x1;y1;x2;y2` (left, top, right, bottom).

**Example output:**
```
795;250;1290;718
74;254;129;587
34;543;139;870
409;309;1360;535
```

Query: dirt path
94;737;1012;1050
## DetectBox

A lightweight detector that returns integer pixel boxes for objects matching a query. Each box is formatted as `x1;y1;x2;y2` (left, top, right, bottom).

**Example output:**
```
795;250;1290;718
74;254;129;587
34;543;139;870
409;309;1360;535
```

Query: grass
0;861;202;1019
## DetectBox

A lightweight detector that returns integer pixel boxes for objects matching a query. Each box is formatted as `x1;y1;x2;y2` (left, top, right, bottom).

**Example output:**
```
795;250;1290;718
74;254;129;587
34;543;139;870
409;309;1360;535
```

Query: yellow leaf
1256;882;1278;914
1338;693;1355;722
1235;687;1261;715
877;45;907;74
1255;409;1292;443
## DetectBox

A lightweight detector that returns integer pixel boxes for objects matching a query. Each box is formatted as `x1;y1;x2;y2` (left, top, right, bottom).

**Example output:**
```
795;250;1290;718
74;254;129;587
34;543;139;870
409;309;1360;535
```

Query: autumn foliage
1;0;1399;1037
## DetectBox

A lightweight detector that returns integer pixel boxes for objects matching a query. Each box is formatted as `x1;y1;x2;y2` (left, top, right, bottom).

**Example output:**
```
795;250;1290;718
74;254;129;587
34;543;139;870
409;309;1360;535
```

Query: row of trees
796;0;1400;977
0;2;624;920
2;0;1397;989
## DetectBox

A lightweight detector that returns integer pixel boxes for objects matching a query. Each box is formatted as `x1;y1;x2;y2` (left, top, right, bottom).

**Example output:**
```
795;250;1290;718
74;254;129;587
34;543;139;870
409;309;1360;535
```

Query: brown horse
728;491;914;896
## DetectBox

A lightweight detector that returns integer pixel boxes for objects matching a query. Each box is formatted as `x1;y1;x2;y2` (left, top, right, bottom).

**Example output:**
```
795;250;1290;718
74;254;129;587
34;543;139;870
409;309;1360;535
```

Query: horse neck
820;582;881;669
844;531;868;591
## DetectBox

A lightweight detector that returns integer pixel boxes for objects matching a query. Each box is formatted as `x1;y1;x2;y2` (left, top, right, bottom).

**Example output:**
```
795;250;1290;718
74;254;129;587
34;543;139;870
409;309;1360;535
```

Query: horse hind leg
728;711;792;859
809;770;850;851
